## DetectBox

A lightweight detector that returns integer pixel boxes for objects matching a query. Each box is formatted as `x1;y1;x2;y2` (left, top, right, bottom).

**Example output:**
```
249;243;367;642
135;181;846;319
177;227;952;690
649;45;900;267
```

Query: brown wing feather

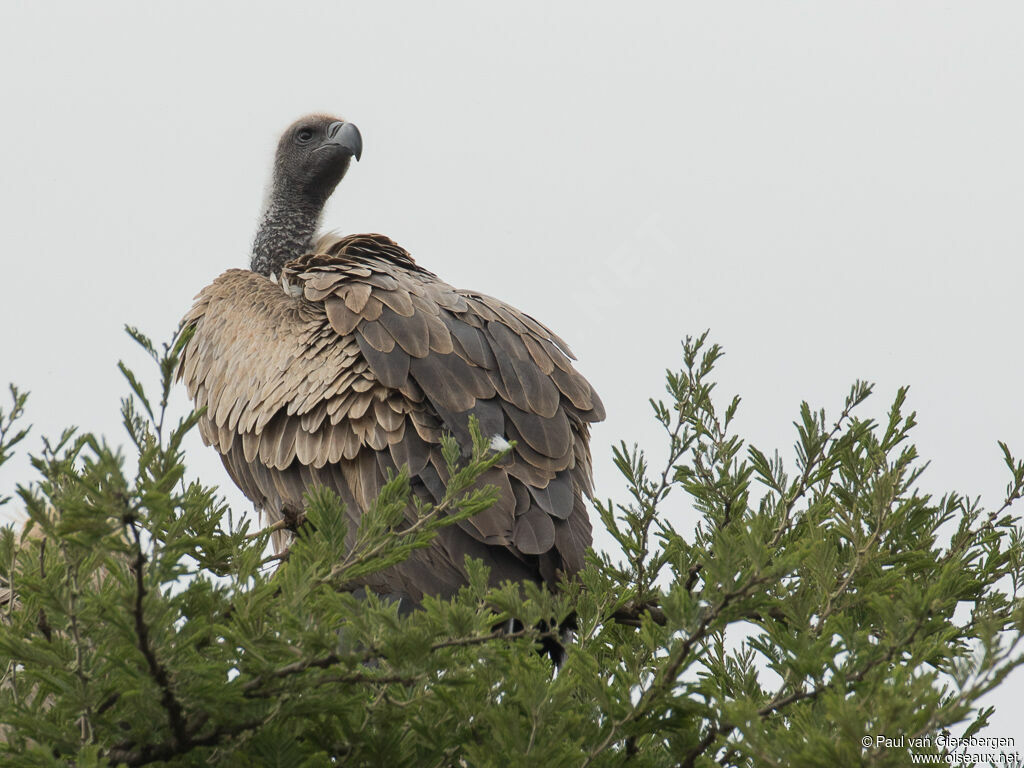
178;234;603;600
355;333;410;389
378;307;431;357
513;507;556;555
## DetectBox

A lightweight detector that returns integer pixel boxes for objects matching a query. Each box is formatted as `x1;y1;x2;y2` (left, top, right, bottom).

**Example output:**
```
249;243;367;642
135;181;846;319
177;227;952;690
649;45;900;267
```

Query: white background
2;0;1021;739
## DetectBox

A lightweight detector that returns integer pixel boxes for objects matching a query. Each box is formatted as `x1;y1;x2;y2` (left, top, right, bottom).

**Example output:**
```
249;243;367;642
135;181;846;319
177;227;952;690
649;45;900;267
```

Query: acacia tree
0;329;1021;767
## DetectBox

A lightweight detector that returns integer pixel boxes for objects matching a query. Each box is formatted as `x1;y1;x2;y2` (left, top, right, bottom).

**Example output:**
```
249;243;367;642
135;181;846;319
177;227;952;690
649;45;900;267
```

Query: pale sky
2;0;1022;736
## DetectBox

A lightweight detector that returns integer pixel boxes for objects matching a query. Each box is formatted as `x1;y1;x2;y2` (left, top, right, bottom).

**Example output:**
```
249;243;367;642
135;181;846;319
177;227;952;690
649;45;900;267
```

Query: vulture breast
179;233;604;600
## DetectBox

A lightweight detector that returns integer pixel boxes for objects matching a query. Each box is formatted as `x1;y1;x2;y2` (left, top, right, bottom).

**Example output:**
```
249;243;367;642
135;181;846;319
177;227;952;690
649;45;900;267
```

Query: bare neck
250;197;322;276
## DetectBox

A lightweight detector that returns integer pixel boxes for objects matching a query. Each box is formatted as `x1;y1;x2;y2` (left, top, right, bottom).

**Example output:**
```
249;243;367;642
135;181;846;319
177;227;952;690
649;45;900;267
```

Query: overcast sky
2;0;1022;736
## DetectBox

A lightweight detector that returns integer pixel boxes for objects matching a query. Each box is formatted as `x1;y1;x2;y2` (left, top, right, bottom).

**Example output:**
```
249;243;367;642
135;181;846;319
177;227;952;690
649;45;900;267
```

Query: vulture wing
179;233;603;601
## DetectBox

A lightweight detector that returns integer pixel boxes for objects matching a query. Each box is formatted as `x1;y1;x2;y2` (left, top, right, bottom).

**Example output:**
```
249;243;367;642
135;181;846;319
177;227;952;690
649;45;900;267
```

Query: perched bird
178;114;604;604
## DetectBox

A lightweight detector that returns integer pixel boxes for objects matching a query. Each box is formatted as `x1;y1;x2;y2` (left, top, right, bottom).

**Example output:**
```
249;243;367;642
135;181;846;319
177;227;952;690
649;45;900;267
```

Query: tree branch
127;517;187;749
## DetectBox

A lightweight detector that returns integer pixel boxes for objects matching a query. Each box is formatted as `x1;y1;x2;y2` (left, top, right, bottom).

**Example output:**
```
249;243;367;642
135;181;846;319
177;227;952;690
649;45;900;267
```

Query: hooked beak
322;121;363;161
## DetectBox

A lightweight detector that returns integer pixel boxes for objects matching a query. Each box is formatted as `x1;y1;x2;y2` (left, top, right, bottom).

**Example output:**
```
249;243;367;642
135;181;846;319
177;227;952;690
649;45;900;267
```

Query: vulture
178;114;604;605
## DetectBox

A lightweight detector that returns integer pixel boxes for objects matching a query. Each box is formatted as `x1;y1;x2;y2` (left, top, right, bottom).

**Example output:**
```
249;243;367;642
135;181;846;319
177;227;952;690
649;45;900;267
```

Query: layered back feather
180;217;603;602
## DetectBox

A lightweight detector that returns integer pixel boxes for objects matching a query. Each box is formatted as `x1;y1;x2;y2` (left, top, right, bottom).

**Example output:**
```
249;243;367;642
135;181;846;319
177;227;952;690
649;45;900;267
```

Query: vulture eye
296;127;315;144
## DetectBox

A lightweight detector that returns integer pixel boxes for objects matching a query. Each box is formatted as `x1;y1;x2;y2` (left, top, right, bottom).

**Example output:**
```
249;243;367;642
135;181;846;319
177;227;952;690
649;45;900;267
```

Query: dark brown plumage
178;114;604;604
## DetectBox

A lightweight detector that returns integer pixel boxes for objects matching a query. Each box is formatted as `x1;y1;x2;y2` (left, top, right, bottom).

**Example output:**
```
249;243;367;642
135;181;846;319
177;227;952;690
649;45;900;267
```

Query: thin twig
241;626;550;696
62;549;93;744
127;517;187;748
676;613;929;767
582;576;769;768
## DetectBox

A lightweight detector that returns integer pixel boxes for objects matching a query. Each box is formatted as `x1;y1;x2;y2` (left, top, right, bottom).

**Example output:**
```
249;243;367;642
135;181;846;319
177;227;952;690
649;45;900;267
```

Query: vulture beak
322;121;363;161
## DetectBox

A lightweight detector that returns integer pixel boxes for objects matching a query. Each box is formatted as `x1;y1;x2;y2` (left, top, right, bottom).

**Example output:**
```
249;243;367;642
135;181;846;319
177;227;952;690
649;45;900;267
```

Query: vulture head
273;114;363;206
252;113;363;276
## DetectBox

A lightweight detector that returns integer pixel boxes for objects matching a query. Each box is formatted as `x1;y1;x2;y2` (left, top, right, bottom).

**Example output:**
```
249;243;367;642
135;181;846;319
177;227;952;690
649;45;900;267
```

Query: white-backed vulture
178;114;604;603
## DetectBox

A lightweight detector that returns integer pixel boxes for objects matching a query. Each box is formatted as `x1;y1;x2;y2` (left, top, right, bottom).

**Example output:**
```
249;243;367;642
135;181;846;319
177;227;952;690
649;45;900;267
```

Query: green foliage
0;386;30;508
0;329;1021;767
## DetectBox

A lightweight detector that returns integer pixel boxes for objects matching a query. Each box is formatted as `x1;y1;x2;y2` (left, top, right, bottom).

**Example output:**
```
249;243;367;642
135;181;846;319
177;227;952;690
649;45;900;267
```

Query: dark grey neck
250;198;323;276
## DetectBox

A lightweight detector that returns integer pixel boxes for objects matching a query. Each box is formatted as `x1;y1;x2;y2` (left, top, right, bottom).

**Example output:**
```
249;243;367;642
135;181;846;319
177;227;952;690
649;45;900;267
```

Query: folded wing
179;233;604;600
